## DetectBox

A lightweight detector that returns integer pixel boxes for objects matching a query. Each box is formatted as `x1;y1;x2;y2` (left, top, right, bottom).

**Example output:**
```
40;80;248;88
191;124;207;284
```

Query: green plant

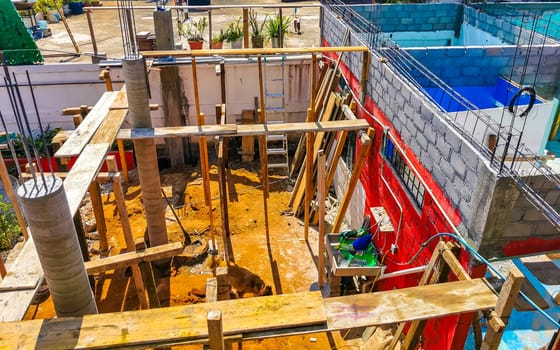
212;29;225;43
265;14;292;39
223;17;243;43
1;126;61;159
248;9;268;38
33;0;62;14
179;17;208;41
0;195;21;250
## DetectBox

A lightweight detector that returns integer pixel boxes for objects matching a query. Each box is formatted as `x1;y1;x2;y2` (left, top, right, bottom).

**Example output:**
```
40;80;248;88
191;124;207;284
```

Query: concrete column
123;57;168;247
154;9;185;169
17;176;97;317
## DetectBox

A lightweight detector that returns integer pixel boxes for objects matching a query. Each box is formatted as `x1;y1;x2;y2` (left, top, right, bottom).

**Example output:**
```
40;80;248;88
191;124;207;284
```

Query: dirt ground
22;159;359;349
35;0;322;63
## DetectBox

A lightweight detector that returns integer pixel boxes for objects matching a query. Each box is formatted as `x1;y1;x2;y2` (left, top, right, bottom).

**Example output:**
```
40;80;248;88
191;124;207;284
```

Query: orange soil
23;162;356;349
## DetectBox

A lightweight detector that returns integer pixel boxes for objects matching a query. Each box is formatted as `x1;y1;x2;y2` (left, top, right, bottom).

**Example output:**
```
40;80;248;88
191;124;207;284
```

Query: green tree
0;195;21;250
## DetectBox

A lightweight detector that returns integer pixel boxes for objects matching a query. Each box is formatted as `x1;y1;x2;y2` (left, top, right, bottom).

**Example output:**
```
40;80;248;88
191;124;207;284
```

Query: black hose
508;86;537;118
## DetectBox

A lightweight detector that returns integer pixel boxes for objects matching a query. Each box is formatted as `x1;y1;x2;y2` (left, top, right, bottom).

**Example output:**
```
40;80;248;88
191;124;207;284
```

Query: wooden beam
64;143;110;217
359;50;370;103
208;310;225;350
62;104;158;115
106;157;149;309
141;46;369;58
1;291;326;349
304;109;315;241
325;279;497;331
88;182;108;252
84;242;184;275
116;139;129;183
257;55;269;236
118;120;370;140
332;128;375;233
54;92;119;158
481;267;524;350
317;150;326;288
89;109;128;145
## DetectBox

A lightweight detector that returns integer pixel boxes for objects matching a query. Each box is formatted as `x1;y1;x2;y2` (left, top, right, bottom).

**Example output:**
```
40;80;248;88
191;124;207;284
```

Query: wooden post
88;182;108;252
217;135;231;257
0;250;6;277
317;150;326;288
257;55;269;236
117;139;129;183
106;156;149;309
85;10;98;57
242;8;249;49
310;53;317;109
99;69;113;91
220;62;226;105
332;127;374;233
481;267;524;350
279;8;283;47
0;152;28;241
206;267;230;302
192;57;216;273
207;310;225;350
359;50;370;104
135;238;161;309
304;109;314;241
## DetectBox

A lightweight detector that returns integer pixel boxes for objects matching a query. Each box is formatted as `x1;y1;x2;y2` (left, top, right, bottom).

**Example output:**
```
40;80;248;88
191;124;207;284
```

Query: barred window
383;137;425;208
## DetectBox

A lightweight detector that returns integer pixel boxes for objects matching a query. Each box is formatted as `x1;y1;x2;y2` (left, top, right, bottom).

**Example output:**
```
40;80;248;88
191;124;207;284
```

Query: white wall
453;100;555;155
0;57;312;135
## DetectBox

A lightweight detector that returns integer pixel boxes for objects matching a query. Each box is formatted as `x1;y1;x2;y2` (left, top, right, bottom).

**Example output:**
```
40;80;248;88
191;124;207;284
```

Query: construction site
1;0;560;349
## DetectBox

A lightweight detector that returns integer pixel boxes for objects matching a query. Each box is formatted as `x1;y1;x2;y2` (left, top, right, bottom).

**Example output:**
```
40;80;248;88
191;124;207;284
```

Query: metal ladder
264;55;289;175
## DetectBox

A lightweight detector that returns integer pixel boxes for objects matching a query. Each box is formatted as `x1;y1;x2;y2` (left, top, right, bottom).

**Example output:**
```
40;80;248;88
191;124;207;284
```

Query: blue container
69;2;83;15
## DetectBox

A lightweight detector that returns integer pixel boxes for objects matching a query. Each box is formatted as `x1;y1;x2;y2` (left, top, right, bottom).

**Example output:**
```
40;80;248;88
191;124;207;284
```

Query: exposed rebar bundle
117;0;139;59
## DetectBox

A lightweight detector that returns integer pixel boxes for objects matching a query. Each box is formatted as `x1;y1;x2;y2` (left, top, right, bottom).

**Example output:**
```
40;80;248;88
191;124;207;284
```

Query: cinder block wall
353;3;460;32
323;7;498;247
406;46;560;98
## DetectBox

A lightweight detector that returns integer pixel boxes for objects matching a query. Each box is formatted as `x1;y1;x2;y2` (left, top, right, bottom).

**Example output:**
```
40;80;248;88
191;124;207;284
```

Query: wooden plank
0;238;41;291
317;150;326;288
481;267;524;350
141;46;369;58
0;291;326;349
64;143;111;217
325;279;497;330
88;182;108;252
117;120;370;140
0;238;42;322
332;128;375;232
54;91;119;158
304;109;315;241
84;242;184;275
89;109;128;145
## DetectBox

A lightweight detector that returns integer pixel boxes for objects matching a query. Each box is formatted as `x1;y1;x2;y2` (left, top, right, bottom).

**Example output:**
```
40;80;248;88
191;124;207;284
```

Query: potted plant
179;17;208;50
248;9;268;49
34;0;62;23
211;29;225;49
224;17;243;49
266;14;292;48
68;0;84;15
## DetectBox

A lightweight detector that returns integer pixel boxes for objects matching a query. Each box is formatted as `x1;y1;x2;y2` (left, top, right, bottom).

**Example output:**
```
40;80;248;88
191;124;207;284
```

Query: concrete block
437;137;452;161
462;66;480;76
503;222;536;238
401;17;413;25
420;23;433;31
524;208;545;222
534;223;560;236
440;158;456;182
431;164;448;189
459;198;472;220
421;151;434;172
450;152;466;180
424;124;438;145
416;130;428;152
445;129;462;151
460;145;480;172
410;139;423;158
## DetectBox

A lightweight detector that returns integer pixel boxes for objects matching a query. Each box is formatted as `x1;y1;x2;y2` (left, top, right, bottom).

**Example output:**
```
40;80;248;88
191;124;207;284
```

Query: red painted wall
322;41;484;349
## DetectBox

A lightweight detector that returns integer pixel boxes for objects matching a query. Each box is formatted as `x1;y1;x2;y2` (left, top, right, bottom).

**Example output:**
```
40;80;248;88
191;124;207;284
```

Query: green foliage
248;9;268;38
33;0;62;14
0;125;61;159
265;14;292;39
223;17;243;43
212;29;225;43
0;195;21;251
179;17;208;41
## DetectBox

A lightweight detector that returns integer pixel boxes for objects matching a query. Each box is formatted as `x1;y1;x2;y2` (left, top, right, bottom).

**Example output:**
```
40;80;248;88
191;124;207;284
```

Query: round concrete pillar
123;57;168;246
17;176;98;317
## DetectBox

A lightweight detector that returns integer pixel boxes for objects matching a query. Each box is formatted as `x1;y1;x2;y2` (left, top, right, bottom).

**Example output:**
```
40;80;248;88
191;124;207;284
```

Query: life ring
508;86;536;118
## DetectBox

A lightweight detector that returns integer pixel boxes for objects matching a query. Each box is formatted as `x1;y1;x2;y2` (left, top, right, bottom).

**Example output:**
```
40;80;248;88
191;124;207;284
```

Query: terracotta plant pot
188;40;203;50
211;41;223;49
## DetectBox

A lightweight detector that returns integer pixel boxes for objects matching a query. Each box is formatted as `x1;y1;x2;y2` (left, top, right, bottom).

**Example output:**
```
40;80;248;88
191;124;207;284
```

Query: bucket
69;1;83;15
38;20;48;30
